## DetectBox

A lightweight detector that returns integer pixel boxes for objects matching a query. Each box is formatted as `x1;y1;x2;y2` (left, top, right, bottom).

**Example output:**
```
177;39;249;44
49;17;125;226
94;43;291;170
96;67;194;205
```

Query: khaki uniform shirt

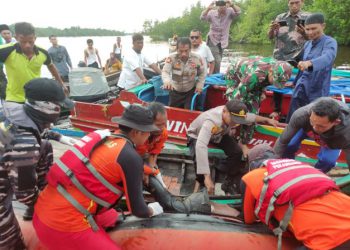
162;52;206;92
187;106;255;174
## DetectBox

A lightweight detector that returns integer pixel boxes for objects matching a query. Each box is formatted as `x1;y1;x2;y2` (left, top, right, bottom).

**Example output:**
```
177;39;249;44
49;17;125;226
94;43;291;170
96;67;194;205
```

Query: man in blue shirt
48;35;72;82
286;13;337;121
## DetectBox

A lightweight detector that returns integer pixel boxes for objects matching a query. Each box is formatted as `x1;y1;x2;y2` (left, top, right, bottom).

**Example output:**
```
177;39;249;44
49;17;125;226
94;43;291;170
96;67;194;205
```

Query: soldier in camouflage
225;56;292;157
269;0;309;61
162;37;206;109
0;78;75;249
268;0;309;119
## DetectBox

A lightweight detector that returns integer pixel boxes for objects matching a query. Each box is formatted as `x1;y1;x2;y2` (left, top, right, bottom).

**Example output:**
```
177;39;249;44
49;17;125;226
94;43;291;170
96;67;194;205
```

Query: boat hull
19;213;301;250
70;90;347;165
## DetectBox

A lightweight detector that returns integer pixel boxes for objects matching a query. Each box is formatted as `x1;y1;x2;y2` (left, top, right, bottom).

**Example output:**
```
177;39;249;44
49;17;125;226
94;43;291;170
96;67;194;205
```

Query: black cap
225;99;256;125
24;78;74;109
305;13;325;25
0;24;10;32
111;105;160;132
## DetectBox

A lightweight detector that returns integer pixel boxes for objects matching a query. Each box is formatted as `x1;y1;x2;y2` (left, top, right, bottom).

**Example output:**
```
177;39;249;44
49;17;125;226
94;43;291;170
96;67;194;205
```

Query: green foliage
145;2;209;41
8;25;125;37
308;0;350;46
144;0;350;46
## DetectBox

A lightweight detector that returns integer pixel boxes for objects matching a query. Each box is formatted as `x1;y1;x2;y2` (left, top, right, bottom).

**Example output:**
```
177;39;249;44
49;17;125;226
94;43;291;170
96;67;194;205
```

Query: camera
215;1;226;7
278;20;288;27
297;19;305;27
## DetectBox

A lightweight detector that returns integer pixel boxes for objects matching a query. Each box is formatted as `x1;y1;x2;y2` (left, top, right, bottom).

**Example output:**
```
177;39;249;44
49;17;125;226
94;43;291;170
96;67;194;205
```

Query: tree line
143;0;350;46
7;25;125;37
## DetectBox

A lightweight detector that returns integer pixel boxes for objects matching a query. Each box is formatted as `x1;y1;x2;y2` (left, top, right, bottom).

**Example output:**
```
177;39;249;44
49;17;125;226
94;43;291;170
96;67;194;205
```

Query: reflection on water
36;36;170;78
35;36;350;77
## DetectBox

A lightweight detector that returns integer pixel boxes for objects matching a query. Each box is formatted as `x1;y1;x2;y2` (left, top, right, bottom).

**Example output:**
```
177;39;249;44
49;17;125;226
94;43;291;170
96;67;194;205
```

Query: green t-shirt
0;43;51;102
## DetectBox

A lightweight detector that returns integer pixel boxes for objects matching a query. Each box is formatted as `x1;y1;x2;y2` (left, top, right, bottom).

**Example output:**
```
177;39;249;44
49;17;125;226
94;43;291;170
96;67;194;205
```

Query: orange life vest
46;130;125;231
255;159;338;249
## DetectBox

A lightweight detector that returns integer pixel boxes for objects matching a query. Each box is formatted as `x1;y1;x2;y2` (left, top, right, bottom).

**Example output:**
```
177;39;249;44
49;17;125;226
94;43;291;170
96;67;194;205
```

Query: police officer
0;78;74;249
187;98;278;195
226;56;292;158
162;37;206;109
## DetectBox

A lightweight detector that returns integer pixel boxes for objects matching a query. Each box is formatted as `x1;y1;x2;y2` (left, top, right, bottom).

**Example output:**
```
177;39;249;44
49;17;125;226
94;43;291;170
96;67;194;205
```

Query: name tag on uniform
174;62;181;70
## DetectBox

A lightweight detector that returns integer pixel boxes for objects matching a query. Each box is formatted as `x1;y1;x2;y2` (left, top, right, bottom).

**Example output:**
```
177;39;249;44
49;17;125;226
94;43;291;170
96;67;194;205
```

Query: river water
36;36;350;77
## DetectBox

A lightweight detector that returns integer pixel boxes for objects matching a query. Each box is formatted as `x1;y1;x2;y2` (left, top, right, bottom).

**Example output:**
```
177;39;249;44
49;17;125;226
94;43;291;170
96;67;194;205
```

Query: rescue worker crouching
0;78;75;250
33;104;164;250
136;102;168;188
137;102;233;216
241;144;350;250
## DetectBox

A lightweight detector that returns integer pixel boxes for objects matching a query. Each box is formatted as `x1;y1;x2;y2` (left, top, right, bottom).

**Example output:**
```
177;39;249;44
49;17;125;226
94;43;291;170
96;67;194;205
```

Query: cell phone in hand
278;20;288;27
287;60;298;68
297;19;305;27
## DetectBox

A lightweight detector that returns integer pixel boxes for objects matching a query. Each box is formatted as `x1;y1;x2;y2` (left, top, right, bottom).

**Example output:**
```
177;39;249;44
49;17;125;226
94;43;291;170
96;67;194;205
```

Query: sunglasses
190;36;200;40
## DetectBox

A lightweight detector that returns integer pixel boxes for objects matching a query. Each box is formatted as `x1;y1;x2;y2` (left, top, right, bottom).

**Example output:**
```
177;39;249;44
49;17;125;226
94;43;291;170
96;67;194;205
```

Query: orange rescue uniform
136;128;168;156
242;168;350;250
35;137;147;232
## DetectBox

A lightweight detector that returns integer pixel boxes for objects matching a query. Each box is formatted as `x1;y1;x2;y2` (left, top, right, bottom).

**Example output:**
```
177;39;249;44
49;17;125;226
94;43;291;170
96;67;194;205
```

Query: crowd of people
0;0;350;249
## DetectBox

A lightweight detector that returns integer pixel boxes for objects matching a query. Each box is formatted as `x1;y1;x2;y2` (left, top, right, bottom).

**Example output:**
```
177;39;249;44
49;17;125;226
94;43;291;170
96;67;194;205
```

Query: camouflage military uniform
226;56;292;144
270;11;309;116
162;52;206;109
0;116;53;249
272;11;310;61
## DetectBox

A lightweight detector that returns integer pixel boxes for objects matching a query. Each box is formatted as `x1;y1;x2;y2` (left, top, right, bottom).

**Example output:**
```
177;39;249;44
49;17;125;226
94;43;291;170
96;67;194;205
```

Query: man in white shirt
118;34;161;90
190;29;215;75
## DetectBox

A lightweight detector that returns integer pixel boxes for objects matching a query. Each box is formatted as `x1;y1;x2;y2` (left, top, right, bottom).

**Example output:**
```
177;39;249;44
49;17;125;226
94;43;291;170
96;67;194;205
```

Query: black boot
221;175;241;195
22;206;34;221
148;176;211;214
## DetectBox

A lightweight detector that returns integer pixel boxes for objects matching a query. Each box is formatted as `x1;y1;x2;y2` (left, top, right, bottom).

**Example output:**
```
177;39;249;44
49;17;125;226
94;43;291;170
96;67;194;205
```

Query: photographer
200;0;241;73
268;0;309;121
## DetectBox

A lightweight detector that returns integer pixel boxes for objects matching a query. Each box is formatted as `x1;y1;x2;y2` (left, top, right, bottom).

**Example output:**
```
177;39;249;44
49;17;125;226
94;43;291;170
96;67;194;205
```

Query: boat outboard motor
148;176;211;215
69;67;110;103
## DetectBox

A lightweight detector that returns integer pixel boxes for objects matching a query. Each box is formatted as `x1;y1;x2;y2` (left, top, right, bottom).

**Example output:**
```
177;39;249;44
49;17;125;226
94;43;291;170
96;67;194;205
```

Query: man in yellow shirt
0;22;66;104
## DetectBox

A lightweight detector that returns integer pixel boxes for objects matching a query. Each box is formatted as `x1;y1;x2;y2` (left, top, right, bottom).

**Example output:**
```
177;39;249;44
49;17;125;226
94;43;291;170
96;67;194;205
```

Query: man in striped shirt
0;78;74;249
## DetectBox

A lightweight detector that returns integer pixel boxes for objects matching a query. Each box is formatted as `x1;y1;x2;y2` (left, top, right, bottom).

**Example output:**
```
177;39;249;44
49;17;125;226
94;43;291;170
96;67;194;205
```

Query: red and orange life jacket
254;159;338;249
46;130;125;231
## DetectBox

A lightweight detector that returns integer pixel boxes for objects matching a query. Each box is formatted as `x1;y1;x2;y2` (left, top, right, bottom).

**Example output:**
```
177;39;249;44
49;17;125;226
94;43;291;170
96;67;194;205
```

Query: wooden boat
69;82;348;165
67;70;350;198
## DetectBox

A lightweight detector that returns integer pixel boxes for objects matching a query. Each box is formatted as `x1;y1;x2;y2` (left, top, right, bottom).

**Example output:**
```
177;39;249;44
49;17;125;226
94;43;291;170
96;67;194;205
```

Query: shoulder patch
211;125;223;134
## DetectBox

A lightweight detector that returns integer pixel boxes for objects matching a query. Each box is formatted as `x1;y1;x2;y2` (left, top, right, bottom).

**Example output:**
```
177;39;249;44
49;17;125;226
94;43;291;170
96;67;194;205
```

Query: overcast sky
1;0;213;32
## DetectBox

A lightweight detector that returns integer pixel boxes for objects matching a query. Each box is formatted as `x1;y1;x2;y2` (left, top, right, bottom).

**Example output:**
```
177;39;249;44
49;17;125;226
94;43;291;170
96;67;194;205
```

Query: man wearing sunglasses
187;98;278;195
200;0;241;73
190;29;215;75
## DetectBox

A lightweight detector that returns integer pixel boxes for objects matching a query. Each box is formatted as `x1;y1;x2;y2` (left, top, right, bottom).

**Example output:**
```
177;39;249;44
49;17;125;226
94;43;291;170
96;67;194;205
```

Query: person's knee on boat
241;144;350;250
187;98;278;195
274;97;350;173
32;104;164;250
